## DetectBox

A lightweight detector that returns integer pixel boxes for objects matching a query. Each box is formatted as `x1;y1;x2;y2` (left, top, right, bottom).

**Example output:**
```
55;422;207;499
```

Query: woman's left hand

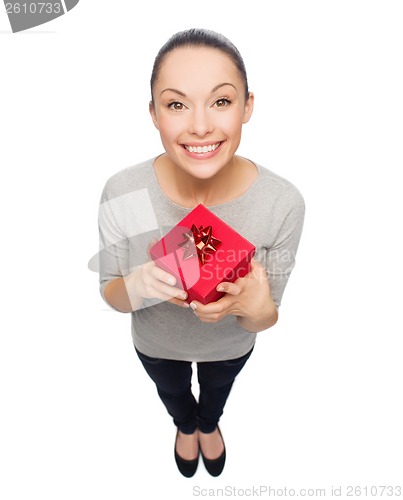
189;258;275;325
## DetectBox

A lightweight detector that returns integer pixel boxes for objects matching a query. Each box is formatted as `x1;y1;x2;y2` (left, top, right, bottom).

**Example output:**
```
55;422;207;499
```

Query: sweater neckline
150;154;261;212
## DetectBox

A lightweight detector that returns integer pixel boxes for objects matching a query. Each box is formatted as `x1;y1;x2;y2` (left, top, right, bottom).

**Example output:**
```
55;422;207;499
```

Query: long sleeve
265;184;305;308
97;182;160;311
98;190;130;311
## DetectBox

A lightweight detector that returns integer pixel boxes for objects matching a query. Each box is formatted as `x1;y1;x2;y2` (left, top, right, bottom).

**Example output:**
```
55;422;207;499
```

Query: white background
1;1;402;498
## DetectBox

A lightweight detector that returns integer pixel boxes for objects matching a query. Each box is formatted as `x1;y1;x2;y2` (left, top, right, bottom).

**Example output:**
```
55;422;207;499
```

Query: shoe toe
174;431;199;478
201;447;226;477
175;450;199;478
200;426;226;477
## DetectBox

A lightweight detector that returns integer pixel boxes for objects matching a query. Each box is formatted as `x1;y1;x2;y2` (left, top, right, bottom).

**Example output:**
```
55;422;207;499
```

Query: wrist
237;300;278;333
123;268;144;312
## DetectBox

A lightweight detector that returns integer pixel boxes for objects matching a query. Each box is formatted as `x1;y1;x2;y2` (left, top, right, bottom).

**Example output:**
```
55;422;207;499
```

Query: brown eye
215;98;231;108
168;102;185;111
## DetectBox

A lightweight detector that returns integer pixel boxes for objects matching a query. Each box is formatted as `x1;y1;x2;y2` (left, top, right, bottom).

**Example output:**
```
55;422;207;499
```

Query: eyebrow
160;82;237;97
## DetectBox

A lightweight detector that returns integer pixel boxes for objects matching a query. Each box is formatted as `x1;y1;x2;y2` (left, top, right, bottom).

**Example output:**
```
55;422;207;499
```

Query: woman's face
150;46;254;180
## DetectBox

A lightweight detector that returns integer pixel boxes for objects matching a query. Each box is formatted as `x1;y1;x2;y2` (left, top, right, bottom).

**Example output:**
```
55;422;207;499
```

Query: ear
242;92;254;124
149;100;159;130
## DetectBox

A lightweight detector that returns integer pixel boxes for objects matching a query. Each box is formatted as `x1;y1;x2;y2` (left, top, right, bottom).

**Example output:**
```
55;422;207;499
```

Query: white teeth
184;142;221;153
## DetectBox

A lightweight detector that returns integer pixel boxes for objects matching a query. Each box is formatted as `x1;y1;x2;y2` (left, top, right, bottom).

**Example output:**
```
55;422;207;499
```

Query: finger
189;300;200;312
189;296;230;316
249;258;262;273
189;300;228;320
148;284;188;304
216;282;241;296
168;297;190;308
250;258;264;269
142;262;187;299
249;259;267;280
151;278;187;300
145;260;178;287
189;301;199;316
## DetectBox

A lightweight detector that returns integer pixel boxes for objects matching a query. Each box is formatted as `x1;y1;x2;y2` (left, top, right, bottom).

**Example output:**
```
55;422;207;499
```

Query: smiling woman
96;28;305;478
149;43;255;204
150;45;257;195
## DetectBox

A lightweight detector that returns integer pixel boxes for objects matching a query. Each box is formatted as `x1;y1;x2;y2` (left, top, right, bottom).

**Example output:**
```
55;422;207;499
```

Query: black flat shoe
174;430;199;478
199;426;226;477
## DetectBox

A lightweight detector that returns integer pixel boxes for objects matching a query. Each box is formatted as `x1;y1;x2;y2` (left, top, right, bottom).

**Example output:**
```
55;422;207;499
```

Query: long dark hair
150;28;249;103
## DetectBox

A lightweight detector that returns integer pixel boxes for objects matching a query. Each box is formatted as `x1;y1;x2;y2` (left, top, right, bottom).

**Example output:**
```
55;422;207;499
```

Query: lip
180;140;223;147
180;140;224;160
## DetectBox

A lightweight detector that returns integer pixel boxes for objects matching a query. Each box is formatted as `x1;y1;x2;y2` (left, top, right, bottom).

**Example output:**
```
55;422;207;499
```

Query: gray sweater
98;156;305;362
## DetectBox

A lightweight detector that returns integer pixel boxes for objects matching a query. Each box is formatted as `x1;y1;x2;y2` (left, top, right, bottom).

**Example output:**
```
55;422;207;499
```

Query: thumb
249;258;266;278
249;258;259;272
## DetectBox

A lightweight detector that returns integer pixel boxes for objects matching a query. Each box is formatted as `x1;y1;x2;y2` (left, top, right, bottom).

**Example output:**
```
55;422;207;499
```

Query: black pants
135;346;254;434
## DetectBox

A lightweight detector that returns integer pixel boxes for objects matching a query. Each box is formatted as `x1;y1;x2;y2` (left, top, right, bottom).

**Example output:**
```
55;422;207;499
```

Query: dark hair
150;28;249;103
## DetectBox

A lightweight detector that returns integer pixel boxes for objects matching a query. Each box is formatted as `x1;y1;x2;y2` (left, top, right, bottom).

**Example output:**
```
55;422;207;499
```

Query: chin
186;155;231;171
186;164;224;179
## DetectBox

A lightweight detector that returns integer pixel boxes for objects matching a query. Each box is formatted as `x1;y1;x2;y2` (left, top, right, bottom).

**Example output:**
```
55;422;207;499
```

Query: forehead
156;46;241;94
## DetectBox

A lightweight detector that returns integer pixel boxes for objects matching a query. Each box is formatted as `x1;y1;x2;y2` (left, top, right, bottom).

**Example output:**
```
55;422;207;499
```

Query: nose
188;107;213;137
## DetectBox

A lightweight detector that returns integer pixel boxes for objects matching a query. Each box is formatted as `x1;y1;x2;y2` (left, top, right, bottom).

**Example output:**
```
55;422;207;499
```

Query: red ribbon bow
178;224;222;265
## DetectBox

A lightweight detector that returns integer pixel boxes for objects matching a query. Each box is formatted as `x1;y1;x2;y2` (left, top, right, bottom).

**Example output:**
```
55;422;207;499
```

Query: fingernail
169;277;175;285
189;302;197;311
217;286;225;292
179;292;187;300
182;302;190;308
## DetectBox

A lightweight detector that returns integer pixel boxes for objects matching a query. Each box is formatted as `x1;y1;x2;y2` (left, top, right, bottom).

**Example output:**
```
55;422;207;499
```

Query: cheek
216;101;244;124
217;110;243;137
158;115;183;142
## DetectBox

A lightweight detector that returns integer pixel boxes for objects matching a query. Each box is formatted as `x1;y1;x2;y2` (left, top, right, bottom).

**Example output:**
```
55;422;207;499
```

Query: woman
97;28;305;477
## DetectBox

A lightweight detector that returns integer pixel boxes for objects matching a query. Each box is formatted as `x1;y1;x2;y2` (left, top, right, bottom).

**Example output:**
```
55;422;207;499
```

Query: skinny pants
135;346;254;434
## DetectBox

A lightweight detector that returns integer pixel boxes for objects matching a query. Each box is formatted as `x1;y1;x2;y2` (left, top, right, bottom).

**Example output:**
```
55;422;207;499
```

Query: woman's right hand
124;237;190;309
130;260;189;308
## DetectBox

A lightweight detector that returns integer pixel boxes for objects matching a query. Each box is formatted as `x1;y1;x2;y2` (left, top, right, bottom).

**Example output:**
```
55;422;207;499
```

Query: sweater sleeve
265;184;305;308
97;179;161;311
97;185;131;311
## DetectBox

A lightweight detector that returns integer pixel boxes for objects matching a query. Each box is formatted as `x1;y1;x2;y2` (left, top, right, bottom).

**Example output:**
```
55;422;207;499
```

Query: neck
166;155;239;206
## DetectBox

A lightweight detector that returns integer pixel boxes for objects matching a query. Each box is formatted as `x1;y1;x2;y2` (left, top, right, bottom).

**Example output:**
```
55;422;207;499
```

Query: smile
182;142;222;154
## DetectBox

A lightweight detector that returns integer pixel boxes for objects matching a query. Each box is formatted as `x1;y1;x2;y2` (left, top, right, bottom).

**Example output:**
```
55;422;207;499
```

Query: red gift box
149;203;256;305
